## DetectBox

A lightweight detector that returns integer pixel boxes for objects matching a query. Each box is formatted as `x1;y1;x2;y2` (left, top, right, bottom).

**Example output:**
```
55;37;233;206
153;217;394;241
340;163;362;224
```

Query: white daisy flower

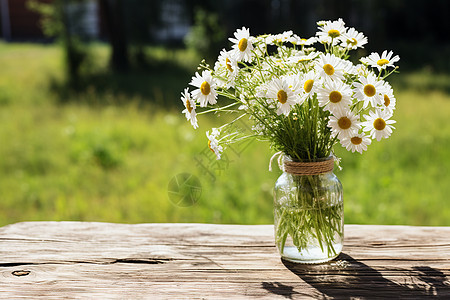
264;35;276;45
328;109;361;140
317;79;353;113
288;52;319;65
270;30;294;44
181;88;198;129
206;128;223;160
354;63;370;77
361;50;400;72
316;18;347;45
299;70;319;102
340;27;367;50
353;73;387;108
263;34;275;45
190;70;218;107
340;133;372;154
255;82;269;98
363;109;396;141
285;73;301;89
380;83;397;113
266;77;299;116
341;59;358;75
229;27;255;62
315;53;347;83
214;49;239;88
289;35;317;46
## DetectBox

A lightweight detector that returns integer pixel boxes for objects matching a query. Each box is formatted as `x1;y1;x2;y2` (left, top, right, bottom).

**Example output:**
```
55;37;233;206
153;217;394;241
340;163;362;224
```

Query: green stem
275;172;343;259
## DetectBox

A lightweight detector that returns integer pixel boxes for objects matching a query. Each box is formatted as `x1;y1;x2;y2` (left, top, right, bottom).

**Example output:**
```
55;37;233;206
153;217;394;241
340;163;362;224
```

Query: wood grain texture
0;222;449;299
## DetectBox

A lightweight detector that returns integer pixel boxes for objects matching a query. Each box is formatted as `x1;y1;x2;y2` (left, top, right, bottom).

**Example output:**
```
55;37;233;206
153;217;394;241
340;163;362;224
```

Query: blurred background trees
27;0;97;86
4;0;447;79
0;0;449;226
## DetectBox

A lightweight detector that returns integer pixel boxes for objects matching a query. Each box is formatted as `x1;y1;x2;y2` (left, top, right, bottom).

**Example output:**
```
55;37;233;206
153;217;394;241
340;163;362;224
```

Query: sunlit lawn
0;42;449;226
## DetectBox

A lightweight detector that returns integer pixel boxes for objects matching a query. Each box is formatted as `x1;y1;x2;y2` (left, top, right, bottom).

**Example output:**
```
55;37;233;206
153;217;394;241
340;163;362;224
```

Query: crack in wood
0;238;72;243
111;258;173;264
0;262;41;268
0;258;174;268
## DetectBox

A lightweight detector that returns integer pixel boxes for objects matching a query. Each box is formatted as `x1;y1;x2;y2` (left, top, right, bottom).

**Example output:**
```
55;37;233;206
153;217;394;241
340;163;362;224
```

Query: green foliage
272;95;335;161
0;42;449;226
27;0;93;86
184;8;226;64
27;0;62;37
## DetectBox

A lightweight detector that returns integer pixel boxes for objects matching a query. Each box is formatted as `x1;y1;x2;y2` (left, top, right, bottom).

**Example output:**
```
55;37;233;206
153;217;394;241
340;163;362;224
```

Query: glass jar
273;158;344;264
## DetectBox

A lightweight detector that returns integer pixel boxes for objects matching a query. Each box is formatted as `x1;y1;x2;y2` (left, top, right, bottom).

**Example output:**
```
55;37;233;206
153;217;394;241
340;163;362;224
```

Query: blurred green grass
0;42;449;226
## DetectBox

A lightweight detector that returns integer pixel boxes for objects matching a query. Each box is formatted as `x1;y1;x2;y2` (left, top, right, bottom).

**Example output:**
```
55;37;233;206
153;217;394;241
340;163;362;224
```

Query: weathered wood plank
0;222;449;299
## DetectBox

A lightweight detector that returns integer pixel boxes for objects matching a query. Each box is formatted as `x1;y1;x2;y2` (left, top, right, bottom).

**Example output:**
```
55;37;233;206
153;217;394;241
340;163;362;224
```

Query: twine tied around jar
284;157;334;176
269;152;335;175
284;157;334;175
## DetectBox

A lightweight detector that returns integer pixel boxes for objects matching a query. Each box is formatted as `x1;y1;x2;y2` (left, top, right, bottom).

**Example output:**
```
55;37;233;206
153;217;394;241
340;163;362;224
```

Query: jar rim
284;155;333;163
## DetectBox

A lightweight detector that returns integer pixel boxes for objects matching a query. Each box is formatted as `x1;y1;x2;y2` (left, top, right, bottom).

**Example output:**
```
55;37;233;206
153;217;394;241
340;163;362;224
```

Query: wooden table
0;222;449;299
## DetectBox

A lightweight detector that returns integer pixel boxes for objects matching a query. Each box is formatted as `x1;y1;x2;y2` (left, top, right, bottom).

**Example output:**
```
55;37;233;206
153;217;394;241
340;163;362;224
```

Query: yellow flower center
338;116;352;130
373;118;386;130
377;59;389;66
186;100;193;113
384;94;390;107
304;79;314;93
329;91;342;103
328;29;340;38
364;84;376;97
351;136;363;145
238;38;248;52
200;81;211;95
226;58;233;73
277;90;288;104
323;64;335;76
207;140;214;153
347;38;358;46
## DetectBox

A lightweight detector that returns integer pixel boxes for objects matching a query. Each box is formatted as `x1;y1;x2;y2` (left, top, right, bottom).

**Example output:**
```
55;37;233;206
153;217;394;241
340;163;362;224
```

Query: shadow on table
261;253;449;299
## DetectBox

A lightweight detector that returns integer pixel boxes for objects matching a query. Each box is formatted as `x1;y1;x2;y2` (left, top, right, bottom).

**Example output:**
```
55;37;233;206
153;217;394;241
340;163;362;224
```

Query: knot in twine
284;157;334;176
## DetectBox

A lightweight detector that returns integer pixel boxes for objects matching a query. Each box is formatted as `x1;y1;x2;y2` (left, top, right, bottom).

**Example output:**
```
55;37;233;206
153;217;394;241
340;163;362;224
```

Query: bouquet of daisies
181;19;400;259
181;19;399;163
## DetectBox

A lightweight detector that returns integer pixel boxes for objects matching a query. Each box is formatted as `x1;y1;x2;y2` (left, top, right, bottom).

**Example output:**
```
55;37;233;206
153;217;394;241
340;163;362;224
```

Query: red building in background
0;0;54;40
0;0;101;41
1;0;191;44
